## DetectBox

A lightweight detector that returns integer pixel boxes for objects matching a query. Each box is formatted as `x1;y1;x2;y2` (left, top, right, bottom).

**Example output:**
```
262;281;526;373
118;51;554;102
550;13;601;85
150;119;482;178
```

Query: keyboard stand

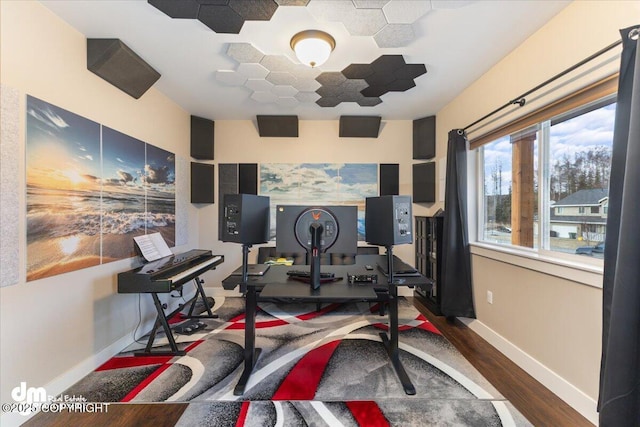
135;276;217;357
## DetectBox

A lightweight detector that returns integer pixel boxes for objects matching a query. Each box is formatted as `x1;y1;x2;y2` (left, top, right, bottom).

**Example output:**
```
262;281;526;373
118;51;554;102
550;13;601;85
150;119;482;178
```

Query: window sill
470;242;603;289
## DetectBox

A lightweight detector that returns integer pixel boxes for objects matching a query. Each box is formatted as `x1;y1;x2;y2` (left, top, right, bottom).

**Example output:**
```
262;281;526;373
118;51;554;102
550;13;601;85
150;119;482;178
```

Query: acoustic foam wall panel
0;85;19;287
191;162;215;204
380;164;399;196
175;155;189;246
339;115;381;138
218;164;239;240
257;115;298;137
413;115;436;159
413;162;436;203
239;163;258;195
87;39;160;99
191;115;215;160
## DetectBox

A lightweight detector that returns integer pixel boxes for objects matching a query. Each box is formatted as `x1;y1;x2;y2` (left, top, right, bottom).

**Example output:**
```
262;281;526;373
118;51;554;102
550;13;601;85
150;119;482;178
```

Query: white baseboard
461;318;598;426
1;333;134;427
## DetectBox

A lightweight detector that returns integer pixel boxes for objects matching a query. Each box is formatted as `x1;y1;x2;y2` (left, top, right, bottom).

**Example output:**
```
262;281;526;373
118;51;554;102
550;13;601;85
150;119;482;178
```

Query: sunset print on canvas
26;97;177;280
144;143;176;248
101;126;146;262
26;96;102;280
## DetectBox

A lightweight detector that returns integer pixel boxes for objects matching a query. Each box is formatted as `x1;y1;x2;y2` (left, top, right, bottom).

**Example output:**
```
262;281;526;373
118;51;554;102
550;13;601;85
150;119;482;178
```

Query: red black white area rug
64;297;532;426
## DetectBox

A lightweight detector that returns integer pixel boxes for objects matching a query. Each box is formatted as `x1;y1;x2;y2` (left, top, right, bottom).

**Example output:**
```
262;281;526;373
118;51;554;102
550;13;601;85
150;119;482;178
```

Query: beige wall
0;0;194;409
435;1;639;423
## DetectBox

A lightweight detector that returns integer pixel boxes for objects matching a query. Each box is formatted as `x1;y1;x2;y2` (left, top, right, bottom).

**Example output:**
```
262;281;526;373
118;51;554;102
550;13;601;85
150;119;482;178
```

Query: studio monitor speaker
339;116;381;138
222;194;270;244
87;39;161;99
257;115;298;137
413;115;436;159
365;195;413;246
191;116;215;160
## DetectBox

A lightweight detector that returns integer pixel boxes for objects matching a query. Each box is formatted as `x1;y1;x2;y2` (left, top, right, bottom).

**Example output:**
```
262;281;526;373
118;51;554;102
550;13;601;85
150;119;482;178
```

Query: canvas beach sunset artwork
26;96;177;281
143;143;176;247
101;126;147;262
26;96;102;280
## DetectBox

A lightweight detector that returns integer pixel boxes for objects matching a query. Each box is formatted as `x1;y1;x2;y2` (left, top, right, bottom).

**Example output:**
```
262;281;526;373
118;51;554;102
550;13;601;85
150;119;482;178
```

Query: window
478;99;615;260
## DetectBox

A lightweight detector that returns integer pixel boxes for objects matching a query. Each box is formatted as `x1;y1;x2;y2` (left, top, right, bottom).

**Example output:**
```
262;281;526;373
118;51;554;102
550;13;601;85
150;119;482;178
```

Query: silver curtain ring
629;28;639;41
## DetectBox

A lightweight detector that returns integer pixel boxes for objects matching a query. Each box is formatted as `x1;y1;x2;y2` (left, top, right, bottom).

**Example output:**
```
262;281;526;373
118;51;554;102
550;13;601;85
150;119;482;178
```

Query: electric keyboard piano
118;249;223;293
117;249;224;357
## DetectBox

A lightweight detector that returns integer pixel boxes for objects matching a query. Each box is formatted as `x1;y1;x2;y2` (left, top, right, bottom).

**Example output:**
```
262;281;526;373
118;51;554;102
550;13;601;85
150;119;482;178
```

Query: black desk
221;254;432;396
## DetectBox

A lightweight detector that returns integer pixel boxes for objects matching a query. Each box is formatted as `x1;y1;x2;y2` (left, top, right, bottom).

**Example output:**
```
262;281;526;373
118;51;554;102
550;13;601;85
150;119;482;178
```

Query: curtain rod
462;39;623;133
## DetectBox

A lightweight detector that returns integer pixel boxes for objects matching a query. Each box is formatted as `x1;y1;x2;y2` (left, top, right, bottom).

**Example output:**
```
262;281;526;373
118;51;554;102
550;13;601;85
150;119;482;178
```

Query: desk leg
234;285;261;395
379;284;416;395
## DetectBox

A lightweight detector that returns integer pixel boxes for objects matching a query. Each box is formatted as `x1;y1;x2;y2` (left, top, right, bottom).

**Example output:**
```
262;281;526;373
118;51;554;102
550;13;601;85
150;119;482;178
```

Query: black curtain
598;25;640;426
440;129;475;318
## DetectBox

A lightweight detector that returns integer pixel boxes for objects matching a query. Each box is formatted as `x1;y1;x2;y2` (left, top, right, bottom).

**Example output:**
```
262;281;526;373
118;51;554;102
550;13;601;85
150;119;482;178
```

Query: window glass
479;100;614;260
548;102;614;258
481;131;539;249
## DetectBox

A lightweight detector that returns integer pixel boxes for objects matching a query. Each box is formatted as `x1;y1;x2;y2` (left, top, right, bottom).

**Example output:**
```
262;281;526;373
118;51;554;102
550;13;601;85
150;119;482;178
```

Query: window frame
473;88;617;276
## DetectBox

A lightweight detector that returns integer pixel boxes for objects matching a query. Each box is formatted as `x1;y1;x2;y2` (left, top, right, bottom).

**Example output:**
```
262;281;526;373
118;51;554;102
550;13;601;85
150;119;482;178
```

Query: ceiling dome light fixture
290;30;336;68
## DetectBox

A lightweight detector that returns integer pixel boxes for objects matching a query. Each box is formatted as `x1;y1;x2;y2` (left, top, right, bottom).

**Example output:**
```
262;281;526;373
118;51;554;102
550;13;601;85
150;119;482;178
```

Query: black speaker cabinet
218;164;238;240
413;115;436;159
191;116;214;160
365;195;413;246
339;115;381;138
221;194;270;244
413;162;436;203
257;115;298;137
87;39;160;99
380;164;399;196
191;162;214;204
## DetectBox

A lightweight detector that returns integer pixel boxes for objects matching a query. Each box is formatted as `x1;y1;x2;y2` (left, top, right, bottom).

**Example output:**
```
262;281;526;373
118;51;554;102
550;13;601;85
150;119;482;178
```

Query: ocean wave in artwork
27;211;175;241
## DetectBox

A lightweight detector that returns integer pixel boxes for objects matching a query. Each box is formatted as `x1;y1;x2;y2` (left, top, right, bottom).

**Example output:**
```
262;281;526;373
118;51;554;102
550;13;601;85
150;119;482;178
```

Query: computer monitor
275;205;358;254
276;205;357;290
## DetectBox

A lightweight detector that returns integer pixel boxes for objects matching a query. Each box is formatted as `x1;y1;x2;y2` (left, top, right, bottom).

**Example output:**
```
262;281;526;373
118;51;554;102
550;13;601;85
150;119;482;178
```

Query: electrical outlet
487;290;493;304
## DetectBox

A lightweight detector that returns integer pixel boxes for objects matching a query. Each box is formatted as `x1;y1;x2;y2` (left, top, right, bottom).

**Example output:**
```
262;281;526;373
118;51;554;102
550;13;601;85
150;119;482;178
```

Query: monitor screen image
276;205;357;254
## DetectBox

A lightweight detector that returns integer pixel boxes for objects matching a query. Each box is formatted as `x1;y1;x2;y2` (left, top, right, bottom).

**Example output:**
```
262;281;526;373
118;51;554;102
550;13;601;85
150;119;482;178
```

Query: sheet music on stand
134;232;172;262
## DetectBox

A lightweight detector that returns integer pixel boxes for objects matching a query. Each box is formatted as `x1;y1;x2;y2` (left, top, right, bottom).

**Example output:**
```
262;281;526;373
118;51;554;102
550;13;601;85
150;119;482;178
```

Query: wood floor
413;297;594;427
24;297;593;427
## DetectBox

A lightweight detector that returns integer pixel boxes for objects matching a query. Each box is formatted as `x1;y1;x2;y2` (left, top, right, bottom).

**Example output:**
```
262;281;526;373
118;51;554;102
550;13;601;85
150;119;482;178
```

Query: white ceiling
40;0;570;121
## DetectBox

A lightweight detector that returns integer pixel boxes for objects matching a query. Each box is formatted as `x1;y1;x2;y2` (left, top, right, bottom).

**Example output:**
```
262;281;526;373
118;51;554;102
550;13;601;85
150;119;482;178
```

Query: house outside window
478;98;615;260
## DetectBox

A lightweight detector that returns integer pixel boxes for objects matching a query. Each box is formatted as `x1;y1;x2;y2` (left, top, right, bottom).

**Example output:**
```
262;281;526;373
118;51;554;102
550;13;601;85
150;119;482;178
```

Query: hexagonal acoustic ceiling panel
152;0;430;109
218;41;426;108
41;0;571;119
